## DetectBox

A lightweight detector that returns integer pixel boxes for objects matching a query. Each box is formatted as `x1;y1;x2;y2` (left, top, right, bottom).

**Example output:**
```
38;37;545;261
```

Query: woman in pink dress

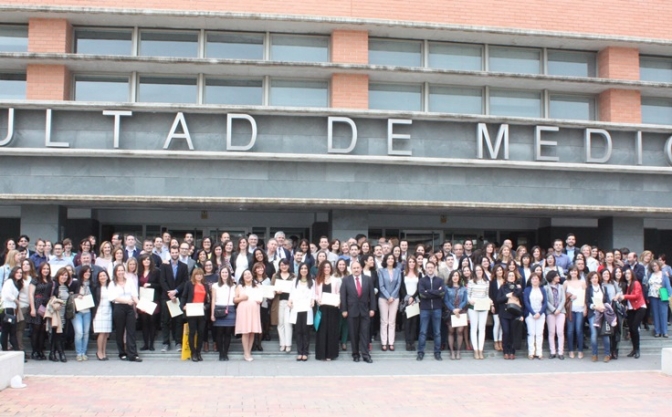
234;269;262;361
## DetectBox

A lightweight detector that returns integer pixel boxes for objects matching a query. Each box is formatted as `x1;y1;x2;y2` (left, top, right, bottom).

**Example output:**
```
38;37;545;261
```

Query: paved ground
1;352;670;417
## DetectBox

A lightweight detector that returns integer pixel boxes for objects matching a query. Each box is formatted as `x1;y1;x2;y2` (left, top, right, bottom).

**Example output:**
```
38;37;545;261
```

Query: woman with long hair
315;260;341;361
211;267;237;360
271;259;295;353
72;265;94;361
91;270;112;360
445;270;468;360
647;260;672;338
95;241;113;272
27;262;52;360
137;254;160;351
496;270;524;359
1;266;24;358
109;264;142;362
48;267;74;362
400;256;421;351
181;267;210;362
288;263;315;361
377;253;401;351
585;271;611;363
234;269;261;361
252;261;272;351
622;268;646;358
231;237;249;281
468;264;491;360
333;258;350;350
523;273;547;359
16;259;35;354
544;270;566;359
564;265;586;359
488;264;506;352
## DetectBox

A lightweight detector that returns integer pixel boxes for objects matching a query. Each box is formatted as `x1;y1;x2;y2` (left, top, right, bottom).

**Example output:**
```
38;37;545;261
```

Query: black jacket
496;282;524;320
159;260;189;299
180;281;211;313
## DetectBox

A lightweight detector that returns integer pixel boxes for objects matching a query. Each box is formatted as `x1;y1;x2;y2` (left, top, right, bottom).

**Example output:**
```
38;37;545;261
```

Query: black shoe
149;345;155;351
192;354;198;362
38;352;46;360
644;323;649;330
49;352;58;362
58;353;67;363
434;352;442;361
363;356;373;363
627;350;636;357
140;346;149;351
31;352;39;360
119;354;128;361
416;352;424;361
197;354;203;362
634;350;640;359
549;354;557;359
353;356;360;362
655;334;661;338
263;334;271;341
130;356;143;362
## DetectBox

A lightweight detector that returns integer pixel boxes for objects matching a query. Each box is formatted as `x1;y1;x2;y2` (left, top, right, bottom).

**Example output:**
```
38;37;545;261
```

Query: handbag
505;303;523;317
37;304;47;317
660;287;670;302
214;306;228;319
313;308;322;331
3;311;16;325
611;300;626;318
599;318;613;336
65;294;76;320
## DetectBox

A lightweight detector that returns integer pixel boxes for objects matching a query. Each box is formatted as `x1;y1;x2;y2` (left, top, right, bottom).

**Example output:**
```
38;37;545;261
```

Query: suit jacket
340;274;376;318
138;268;161;303
123;248;140;262
377;267;402;299
179;257;196;276
159;260;189;299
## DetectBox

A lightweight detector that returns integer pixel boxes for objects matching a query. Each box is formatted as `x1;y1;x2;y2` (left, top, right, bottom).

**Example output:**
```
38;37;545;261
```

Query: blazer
180;257;196;276
91;282;110;318
399;273;420;302
122;248;140;262
340;274;376;317
138;268;161;303
544;283;566;315
622;280;646;310
523;286;548;316
489;278;504;314
180;280;211;308
585;284;609;319
377;267;402;300
496;283;524;320
159;261;189;299
444;286;468;311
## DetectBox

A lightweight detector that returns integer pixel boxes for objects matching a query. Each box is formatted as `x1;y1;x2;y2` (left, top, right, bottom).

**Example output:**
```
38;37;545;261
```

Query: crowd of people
0;231;670;364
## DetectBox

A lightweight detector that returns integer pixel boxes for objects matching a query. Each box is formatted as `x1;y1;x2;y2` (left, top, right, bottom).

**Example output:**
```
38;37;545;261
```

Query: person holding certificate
314;260;340;361
444;270;468;360
563;266;587;359
211;267;237;361
92;270;112;361
271;259;295;353
466;264;491;360
71;265;95;361
181;267;210;362
523;273;548;360
399;256;421;351
109;264;142;362
137;254;160;351
234;269;262;361
252;261;272;351
288;263;315;361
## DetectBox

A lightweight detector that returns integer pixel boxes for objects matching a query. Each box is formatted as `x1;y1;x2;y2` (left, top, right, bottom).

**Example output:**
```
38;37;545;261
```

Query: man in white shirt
247;234;259;254
565;234;578;262
178;242;196;275
373;245;384;269
161;232;171;257
48;241;74;276
153;237;169;263
400;240;409;261
318;236;338;265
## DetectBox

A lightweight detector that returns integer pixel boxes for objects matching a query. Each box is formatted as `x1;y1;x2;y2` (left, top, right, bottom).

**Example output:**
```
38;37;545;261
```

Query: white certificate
74;294;95;311
275;279;293;294
474;298;491;311
139;287;155;301
405;303;420;318
166;299;183;317
592;296;604;308
137;298;157;315
451;314;468;328
575;290;585;307
186;303;205;317
293;298;310;312
262;285;277;300
248;289;263;303
321;292;340;307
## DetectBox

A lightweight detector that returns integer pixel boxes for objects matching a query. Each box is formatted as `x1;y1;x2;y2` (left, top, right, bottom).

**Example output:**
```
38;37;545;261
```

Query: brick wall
598;89;641;124
28;18;72;53
331;74;368;109
26;65;71;100
598;47;640;80
331;30;368;64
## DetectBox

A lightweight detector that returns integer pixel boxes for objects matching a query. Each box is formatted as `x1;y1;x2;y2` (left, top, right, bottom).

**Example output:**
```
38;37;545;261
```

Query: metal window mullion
542;47;548;75
199;29;206;59
263;75;270;106
197;73;204;105
132;27;139;56
423;82;429;112
543;89;549;118
423;39;429;68
484;85;489;115
265;32;271;61
130;71;137;102
483;44;489;72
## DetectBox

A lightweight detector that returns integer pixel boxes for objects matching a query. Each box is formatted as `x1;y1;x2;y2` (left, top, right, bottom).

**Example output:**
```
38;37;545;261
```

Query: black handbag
599;319;613;336
505;303;523;317
214;306;228;319
3;312;16;325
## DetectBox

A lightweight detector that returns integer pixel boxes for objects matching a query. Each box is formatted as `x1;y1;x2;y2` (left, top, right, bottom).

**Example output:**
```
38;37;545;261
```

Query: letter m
477;123;509;160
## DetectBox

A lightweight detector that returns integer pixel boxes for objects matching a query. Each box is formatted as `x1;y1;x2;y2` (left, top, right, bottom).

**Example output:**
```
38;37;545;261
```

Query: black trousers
294;312;310;355
161;298;183;345
403;314;418;344
500;316;515;354
187;316;206;355
216;326;234;357
139;311;155;348
113;304;138;358
347;314;370;359
627;308;646;351
1;308;19;352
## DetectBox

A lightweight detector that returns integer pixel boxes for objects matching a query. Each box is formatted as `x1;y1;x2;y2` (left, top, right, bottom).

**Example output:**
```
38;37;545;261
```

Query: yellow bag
181;323;193;360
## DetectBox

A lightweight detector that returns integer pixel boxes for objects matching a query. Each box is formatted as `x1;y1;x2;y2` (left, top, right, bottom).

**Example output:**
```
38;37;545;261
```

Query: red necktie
355;276;362;297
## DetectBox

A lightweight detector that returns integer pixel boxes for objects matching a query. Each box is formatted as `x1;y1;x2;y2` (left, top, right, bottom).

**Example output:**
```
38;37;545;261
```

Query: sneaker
82;355;88;361
416;352;424;361
176;344;182;352
76;355;83;362
161;344;169;353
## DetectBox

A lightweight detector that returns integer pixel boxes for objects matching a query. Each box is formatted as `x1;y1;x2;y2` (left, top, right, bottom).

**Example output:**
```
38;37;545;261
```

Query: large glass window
270;79;328;107
137;76;197;103
547;50;596;77
0;74;26;99
204;78;263;105
270;35;329;63
74;75;130;102
139;31;199;58
489;46;541;74
369;39;422;67
489;89;542;118
74;29;133;55
205;32;264;60
429;86;482;114
369;83;422;111
549;95;595;120
642;98;672;125
428;42;482;71
0;25;28;52
640;56;672;83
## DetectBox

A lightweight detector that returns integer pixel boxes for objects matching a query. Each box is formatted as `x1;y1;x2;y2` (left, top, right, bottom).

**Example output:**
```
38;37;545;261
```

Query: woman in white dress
92;269;112;361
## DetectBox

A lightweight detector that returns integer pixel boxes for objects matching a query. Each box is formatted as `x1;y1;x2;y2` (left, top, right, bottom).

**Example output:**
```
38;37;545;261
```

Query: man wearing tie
340;261;376;363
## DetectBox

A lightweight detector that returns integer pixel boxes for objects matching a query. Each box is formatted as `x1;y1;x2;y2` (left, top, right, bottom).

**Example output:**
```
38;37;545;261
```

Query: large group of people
0;231;670;364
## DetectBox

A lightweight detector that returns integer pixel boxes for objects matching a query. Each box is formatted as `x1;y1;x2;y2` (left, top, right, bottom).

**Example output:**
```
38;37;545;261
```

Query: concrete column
20;205;66;246
330;210;369;242
598;217;644;254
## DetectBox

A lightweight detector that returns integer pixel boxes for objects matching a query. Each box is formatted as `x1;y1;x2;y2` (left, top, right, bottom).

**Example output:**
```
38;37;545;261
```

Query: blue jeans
566;311;584;353
418;309;442;354
650;297;669;336
72;311;91;355
588;315;610;356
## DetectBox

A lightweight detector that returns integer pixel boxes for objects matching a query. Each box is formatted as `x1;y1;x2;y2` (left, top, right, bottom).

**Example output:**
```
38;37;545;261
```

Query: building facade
1;1;672;252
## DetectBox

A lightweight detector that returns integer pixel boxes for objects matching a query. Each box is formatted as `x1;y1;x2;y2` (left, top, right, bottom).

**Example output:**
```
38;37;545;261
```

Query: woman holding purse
211;267;236;361
1;266;24;357
48;267;73;362
496;270;524;360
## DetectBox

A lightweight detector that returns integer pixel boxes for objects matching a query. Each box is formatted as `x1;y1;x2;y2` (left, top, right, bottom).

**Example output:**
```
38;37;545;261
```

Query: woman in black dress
27;262;52;360
314;260;340;360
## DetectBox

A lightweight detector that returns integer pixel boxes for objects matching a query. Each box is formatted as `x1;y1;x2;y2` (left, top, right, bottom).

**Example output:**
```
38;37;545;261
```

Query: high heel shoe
96;353;105;361
49;351;58;362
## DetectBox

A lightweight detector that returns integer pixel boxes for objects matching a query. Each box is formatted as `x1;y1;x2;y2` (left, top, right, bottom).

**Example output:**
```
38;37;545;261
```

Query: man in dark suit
123;234;140;262
340;261;376;363
178;242;196;276
159;245;189;352
74;252;105;283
